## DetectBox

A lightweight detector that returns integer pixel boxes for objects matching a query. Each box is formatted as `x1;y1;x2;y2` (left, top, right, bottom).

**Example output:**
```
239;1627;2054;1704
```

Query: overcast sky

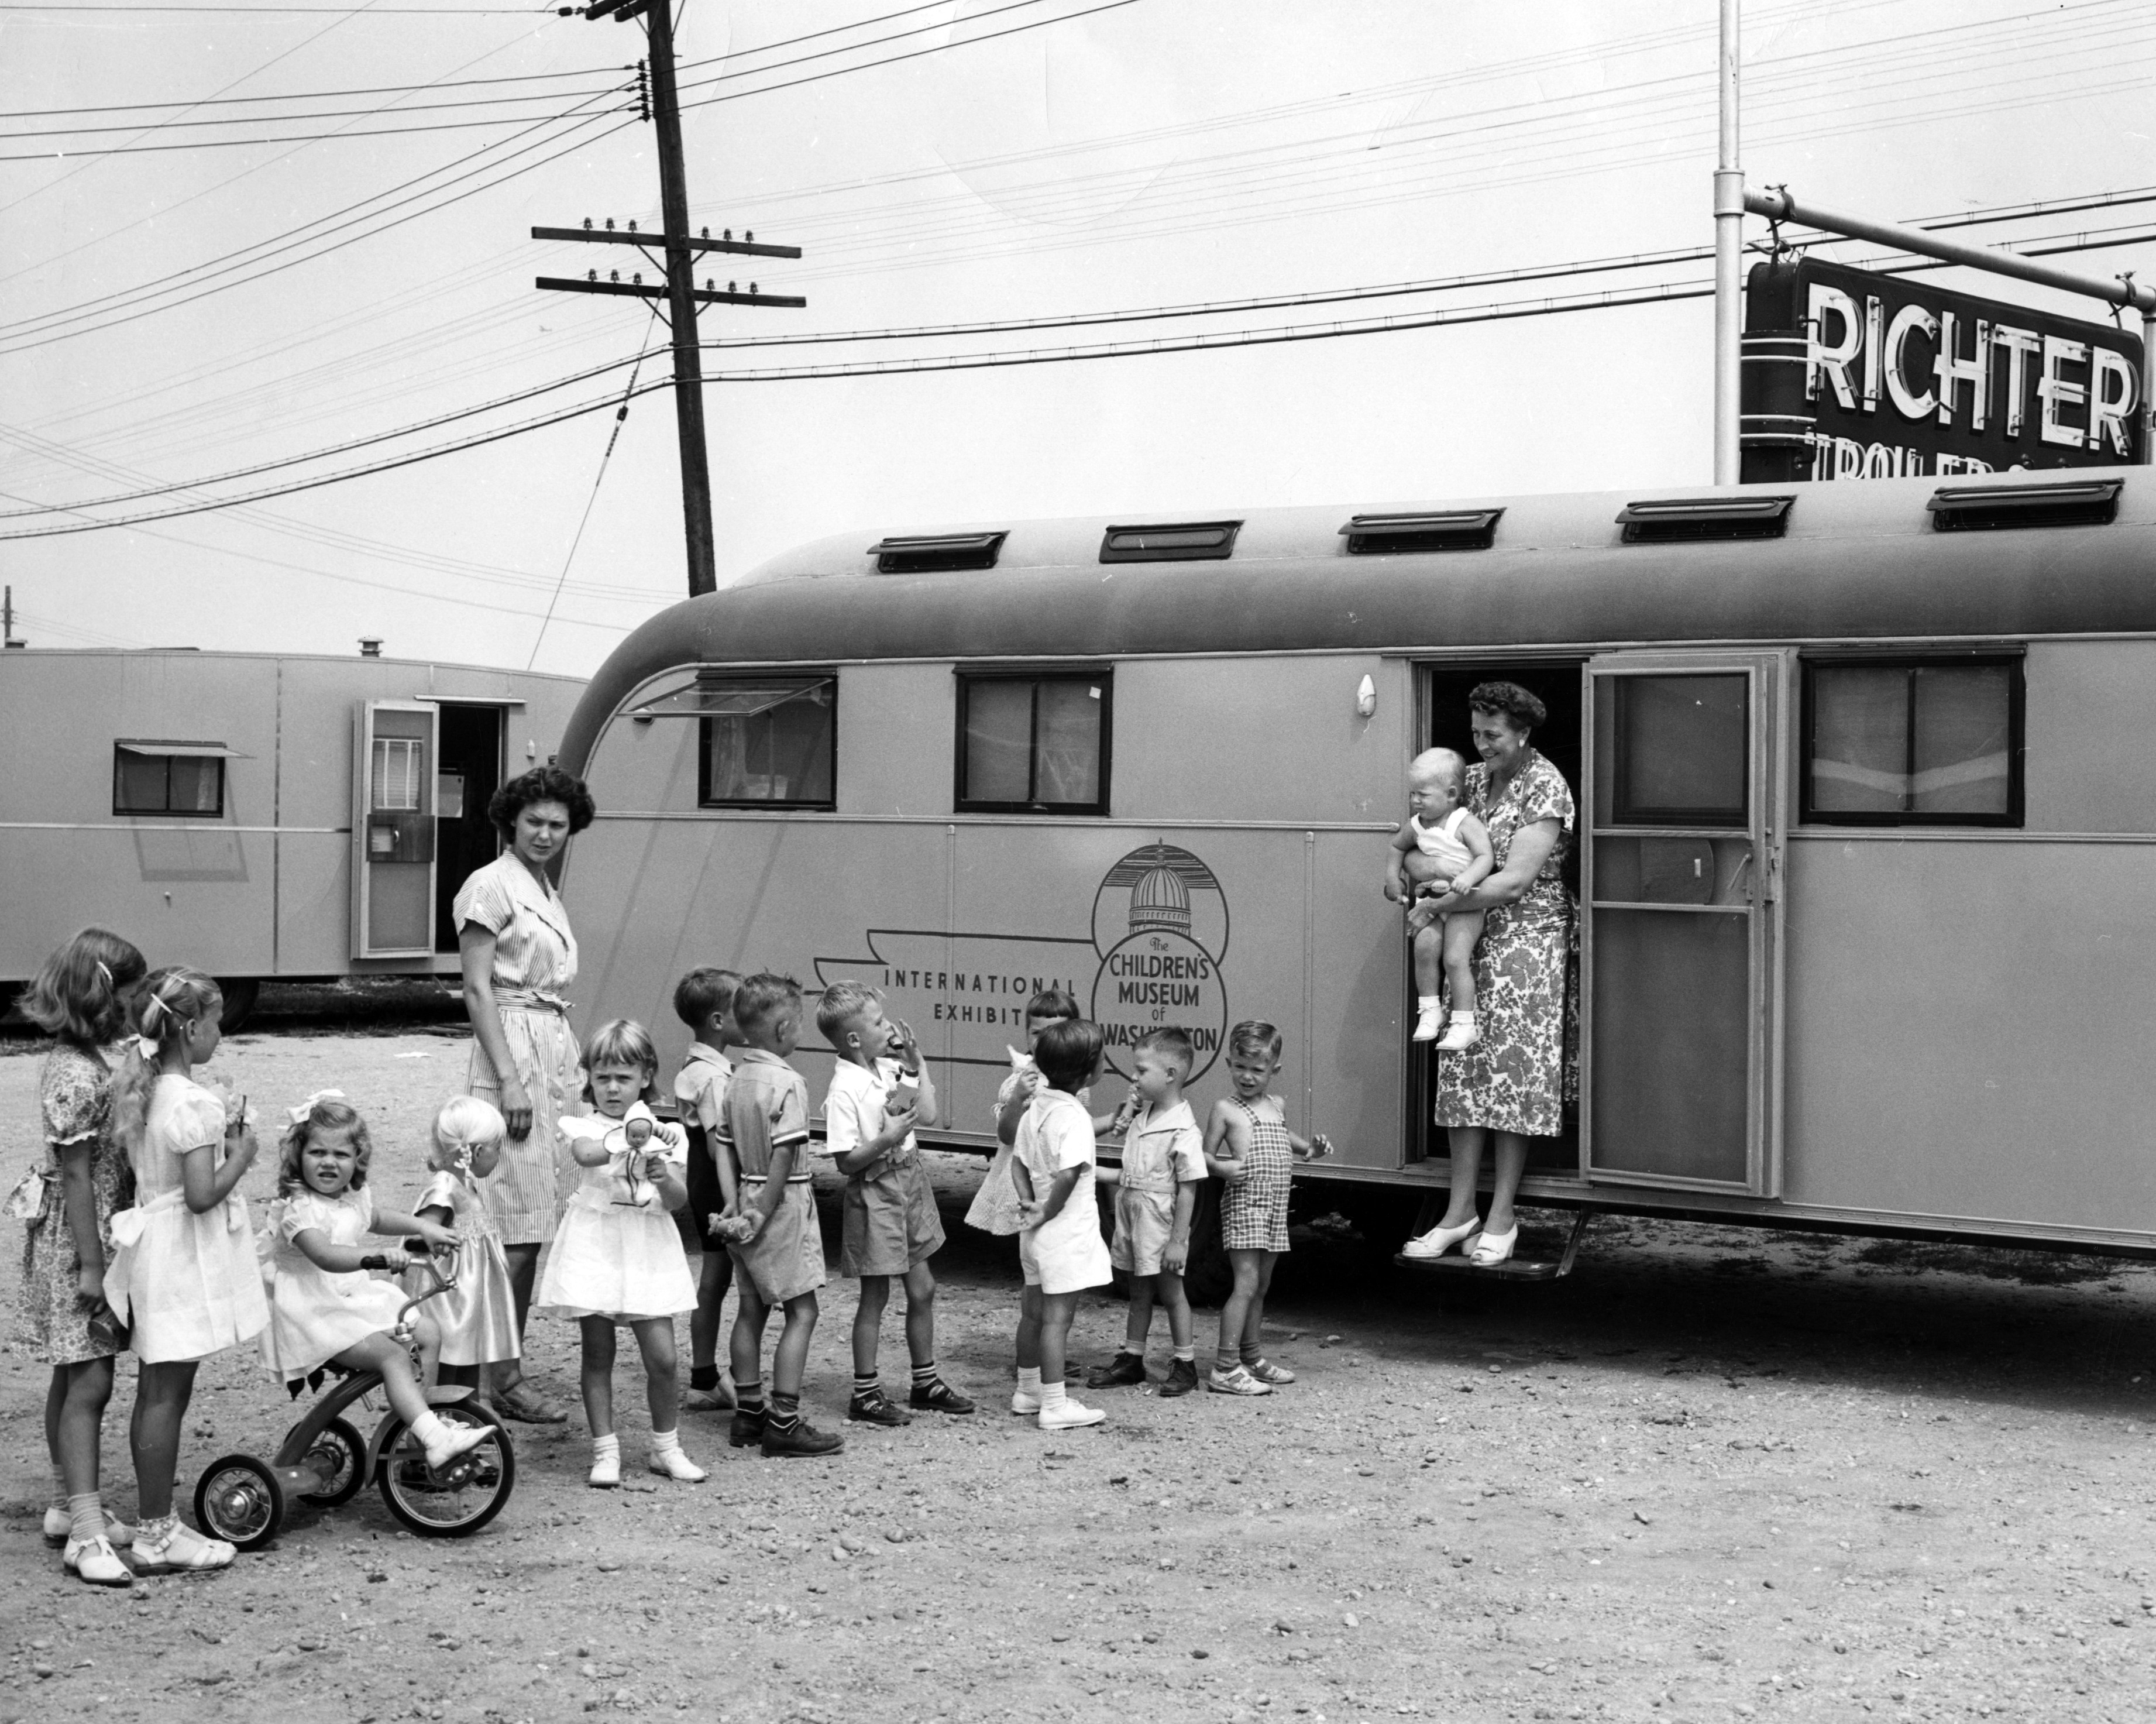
3;0;2151;675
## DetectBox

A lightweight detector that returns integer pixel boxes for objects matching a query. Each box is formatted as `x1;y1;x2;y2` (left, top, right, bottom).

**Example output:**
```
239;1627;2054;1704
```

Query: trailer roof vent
1617;495;1793;544
1926;478;2122;533
1099;520;1241;563
869;531;1007;574
1339;509;1502;554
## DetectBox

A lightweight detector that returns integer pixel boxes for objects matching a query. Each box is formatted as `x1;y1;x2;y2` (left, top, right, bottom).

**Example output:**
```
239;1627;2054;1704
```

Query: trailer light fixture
1338;509;1502;554
1356;674;1377;718
1616;495;1794;543
1098;520;1242;563
868;531;1007;574
1925;478;2122;532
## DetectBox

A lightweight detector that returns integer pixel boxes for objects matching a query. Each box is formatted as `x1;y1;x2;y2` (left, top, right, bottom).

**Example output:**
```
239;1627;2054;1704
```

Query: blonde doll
409;1096;521;1401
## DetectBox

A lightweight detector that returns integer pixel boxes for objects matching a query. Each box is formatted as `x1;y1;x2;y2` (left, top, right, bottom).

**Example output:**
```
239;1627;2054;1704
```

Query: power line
0;100;633;162
1;63;617;121
0;82;625;142
673;0;1111;95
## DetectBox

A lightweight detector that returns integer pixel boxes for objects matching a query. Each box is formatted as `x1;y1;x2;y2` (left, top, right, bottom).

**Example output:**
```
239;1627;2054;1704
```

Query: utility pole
536;0;804;597
1710;0;1743;485
2;585;22;648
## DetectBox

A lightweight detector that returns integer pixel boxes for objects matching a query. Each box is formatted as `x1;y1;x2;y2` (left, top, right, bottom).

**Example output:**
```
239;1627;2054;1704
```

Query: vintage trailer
553;468;2156;1263
1;648;585;1024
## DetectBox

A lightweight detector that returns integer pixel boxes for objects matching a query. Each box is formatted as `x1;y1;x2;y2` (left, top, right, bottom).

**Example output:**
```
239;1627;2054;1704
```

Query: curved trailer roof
562;468;2154;774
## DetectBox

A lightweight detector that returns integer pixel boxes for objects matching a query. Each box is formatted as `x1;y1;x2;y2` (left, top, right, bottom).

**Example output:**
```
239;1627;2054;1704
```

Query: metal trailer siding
0;650;585;984
559;469;2156;1251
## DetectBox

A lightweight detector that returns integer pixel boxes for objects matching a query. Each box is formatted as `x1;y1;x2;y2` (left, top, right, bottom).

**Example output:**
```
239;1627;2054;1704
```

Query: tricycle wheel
194;1454;284;1551
294;1417;366;1507
376;1402;514;1538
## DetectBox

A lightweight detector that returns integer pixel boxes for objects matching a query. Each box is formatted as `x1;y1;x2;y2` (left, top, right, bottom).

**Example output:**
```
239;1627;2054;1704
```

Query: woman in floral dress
455;764;596;1423
11;929;147;1584
1410;682;1576;1268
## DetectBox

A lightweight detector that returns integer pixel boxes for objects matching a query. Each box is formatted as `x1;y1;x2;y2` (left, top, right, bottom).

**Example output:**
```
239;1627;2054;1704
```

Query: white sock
1017;1366;1043;1395
410;1410;446;1448
651;1427;682;1456
1040;1379;1067;1412
67;1493;105;1543
592;1432;620;1462
1417;994;1440;1009
1453;1009;1475;1022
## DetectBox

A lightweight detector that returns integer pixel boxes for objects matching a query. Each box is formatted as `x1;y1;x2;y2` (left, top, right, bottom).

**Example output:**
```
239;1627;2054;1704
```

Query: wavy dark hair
278;1097;374;1197
23;927;146;1046
1468;680;1548;734
487;764;596;839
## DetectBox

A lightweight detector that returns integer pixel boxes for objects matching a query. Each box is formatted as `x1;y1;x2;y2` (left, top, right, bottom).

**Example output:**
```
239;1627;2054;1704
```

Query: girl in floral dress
10;929;147;1586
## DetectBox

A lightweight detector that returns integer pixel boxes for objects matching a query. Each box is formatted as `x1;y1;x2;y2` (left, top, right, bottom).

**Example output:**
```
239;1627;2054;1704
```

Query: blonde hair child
409;1097;521;1403
262;1097;490;1474
102;967;270;1572
538;1019;706;1488
13;928;147;1585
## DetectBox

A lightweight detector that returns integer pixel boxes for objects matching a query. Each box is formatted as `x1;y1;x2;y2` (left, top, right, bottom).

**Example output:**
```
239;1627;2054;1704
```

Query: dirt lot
5;1004;2155;1724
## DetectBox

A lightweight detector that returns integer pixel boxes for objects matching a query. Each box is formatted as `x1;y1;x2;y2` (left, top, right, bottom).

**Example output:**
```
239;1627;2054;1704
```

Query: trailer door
1581;651;1787;1195
351;700;438;960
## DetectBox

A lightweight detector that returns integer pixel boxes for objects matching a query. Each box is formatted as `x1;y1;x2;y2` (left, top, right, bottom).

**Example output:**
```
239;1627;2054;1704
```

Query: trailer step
1391;1209;1594;1282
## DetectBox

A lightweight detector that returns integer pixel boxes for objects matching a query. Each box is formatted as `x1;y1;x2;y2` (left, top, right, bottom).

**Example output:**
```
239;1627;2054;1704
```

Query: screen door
1581;652;1786;1193
352;700;439;960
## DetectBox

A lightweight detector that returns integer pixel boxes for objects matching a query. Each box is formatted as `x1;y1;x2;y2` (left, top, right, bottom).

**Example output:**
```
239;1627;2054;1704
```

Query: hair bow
132;1035;160;1060
94;959;114;985
286;1088;348;1125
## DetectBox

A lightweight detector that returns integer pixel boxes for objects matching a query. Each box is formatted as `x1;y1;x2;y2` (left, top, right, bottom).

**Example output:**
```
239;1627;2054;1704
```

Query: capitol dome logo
1089;843;1229;1080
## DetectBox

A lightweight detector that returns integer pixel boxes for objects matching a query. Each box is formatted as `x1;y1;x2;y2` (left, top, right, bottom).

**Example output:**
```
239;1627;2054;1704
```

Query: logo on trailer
813;842;1231;1081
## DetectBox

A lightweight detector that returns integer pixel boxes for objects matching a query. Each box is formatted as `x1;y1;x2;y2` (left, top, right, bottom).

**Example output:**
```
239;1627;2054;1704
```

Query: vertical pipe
645;0;718;597
1712;0;1744;484
2142;309;2155;465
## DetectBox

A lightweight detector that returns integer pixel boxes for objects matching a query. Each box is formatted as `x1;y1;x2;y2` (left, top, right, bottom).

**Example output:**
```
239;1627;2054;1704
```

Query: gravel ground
5;1011;2155;1724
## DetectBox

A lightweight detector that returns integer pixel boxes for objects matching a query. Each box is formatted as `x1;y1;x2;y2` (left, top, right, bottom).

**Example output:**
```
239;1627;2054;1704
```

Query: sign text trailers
1739;257;2143;483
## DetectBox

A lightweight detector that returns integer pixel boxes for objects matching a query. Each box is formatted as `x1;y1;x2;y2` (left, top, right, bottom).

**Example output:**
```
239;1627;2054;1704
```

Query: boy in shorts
671;965;742;1414
716;974;843;1459
1010;1018;1116;1431
1088;1026;1208;1398
816;981;975;1427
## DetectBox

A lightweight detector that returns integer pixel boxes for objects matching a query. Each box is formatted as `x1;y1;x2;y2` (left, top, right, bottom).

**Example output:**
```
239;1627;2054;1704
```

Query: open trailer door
1580;651;1789;1196
351;700;439;960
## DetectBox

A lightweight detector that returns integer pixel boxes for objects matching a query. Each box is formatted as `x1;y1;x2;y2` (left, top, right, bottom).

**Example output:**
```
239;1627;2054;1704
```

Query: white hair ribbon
286;1088;348;1125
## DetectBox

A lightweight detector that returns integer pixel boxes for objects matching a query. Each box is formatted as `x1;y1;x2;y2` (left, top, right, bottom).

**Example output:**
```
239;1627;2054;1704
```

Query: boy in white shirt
1089;1026;1208;1399
816;981;975;1426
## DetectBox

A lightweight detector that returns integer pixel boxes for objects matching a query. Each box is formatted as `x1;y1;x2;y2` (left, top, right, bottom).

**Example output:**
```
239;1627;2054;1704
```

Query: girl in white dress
408;1097;521;1399
263;1094;493;1474
103;967;269;1572
537;1019;704;1489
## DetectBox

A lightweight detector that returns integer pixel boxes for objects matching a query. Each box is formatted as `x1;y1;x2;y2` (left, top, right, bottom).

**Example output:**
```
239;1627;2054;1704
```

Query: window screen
956;671;1109;813
1804;658;2021;825
1607;674;1749;827
112;744;226;816
697;677;837;809
372;737;422;811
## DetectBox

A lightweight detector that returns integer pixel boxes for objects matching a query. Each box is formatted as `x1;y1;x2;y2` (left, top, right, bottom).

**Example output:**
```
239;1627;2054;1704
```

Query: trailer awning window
682;675;837;810
1926;479;2122;532
869;531;1007;574
1339;509;1502;554
1616;496;1793;544
1099;521;1241;563
113;740;243;817
1801;654;2023;827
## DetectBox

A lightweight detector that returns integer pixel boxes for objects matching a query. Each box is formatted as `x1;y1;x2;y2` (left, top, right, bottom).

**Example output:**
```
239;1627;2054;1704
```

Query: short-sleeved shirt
451;851;578;1001
823;1057;917;1179
1466;752;1576;937
1014;1087;1099;1251
1118;1098;1205;1195
672;1042;733;1133
721;1047;811;1183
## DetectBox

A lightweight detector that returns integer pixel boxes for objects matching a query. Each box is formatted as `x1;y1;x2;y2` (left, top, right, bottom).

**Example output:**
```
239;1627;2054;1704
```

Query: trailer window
1605;674;1749;827
112;741;232;817
696;677;837;810
955;671;1110;815
1803;657;2022;826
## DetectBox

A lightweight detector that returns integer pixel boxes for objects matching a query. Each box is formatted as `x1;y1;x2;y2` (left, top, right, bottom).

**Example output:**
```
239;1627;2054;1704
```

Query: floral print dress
13;1044;130;1365
1433;751;1577;1138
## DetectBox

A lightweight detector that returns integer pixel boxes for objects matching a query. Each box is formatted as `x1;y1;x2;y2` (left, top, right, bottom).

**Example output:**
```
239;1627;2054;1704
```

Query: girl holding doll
102;967;270;1571
10;928;147;1586
262;1094;493;1473
537;1018;705;1488
408;1096;522;1403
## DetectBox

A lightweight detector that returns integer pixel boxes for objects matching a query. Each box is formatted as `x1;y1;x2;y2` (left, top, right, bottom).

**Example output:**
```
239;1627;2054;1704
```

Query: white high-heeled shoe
1468;1225;1518;1267
1401;1216;1484;1260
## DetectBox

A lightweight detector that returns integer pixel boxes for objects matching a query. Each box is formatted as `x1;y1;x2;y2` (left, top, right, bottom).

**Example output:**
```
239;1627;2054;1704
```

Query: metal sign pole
1712;0;1744;485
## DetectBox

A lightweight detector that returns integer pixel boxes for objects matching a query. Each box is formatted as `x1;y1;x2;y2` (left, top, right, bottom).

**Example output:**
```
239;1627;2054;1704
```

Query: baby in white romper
1383;747;1495;1050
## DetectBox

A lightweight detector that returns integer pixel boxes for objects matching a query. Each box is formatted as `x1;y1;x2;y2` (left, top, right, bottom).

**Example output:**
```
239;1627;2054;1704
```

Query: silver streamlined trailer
548;469;2156;1268
1;648;585;1024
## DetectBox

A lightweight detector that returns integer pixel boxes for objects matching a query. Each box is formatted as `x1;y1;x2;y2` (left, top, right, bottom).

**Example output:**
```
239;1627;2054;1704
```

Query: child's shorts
725;1182;826;1304
1109;1186;1181;1277
1219;1172;1291;1255
681;1122;727;1251
839;1160;944;1278
1018;1218;1113;1297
